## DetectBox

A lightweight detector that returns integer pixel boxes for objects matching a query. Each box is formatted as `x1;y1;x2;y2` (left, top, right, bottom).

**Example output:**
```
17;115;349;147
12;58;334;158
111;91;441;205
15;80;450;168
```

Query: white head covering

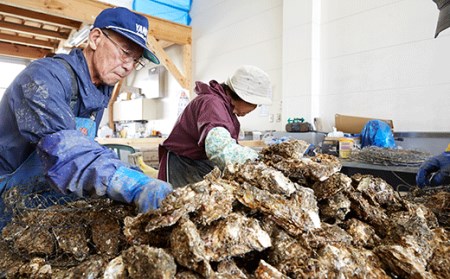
225;65;272;105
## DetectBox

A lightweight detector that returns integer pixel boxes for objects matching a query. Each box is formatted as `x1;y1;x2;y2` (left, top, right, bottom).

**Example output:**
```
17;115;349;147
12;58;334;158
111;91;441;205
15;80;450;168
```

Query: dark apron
166;151;216;188
0;117;95;230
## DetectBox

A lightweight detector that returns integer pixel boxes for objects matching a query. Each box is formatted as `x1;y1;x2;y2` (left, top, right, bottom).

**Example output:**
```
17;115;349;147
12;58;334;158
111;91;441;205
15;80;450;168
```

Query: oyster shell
318;191;351;223
234;182;320;235
428;228;450;279
216;259;249;279
223;161;297;196
266;229;312;278
254;259;291;279
1;139;448;278
170;217;213;278
261;139;311;160
351;174;403;209
374;245;432;278
342;218;381;248
175;271;203;279
200;212;271;262
13;257;52;279
124;170;235;244
265;153;342;183
312;173;352;200
121;245;177;279
307;243;390;278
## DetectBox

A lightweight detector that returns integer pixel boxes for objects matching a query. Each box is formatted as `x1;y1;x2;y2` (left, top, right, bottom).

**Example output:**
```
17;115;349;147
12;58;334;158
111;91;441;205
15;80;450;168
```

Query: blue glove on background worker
416;151;450;187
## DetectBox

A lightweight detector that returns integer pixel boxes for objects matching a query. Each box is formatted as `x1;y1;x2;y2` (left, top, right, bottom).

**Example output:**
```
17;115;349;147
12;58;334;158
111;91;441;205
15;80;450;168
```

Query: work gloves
107;166;173;213
416;152;450;188
205;127;259;169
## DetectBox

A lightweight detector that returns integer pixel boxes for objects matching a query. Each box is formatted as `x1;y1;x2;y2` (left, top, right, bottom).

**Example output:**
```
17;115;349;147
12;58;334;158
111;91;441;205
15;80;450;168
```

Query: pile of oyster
0;139;448;278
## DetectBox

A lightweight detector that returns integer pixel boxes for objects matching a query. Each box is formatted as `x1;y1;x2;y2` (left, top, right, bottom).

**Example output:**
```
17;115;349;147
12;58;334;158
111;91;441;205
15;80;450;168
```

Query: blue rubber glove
107;166;173;213
416;152;450;188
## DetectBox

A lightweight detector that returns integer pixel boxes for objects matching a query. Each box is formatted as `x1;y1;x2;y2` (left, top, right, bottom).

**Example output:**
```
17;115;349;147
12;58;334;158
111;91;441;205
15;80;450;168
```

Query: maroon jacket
158;80;240;181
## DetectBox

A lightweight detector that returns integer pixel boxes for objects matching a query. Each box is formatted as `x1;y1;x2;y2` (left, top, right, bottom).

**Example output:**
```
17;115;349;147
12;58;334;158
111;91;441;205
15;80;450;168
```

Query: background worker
416;0;450;187
0;7;172;229
158;65;272;188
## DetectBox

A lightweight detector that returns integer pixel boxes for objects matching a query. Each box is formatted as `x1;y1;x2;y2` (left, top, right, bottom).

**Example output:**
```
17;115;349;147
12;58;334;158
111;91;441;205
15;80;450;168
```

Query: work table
339;159;419;190
96;137;266;149
95;137;267;167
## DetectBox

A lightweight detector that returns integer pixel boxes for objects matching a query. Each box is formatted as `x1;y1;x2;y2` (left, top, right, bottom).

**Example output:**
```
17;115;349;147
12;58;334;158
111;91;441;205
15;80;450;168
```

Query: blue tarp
133;0;192;25
360;120;397;149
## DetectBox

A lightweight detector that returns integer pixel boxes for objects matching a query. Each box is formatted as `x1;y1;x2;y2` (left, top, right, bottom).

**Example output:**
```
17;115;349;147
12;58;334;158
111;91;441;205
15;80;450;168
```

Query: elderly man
0;7;172;229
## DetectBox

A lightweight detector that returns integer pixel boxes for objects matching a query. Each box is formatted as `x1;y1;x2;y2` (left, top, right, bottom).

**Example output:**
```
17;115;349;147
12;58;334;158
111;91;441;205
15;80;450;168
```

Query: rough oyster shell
170;217;213;278
261;139;311;160
223;161;298;196
200;212;271;262
234;182;320;235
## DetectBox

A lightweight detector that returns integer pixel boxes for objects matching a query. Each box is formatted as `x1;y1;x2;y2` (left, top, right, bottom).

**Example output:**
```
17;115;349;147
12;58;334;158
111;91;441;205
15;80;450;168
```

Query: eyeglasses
101;29;147;70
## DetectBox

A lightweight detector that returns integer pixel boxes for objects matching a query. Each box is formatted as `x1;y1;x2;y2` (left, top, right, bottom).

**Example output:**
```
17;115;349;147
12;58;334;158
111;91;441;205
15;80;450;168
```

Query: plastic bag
360;120;396;148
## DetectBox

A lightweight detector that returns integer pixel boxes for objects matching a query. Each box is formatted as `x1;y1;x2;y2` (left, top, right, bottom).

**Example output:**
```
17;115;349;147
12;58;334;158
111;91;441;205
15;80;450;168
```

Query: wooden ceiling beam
0;41;49;59
0;21;69;39
0;33;57;49
0;0;191;45
148;35;189;90
0;3;81;29
157;40;175;49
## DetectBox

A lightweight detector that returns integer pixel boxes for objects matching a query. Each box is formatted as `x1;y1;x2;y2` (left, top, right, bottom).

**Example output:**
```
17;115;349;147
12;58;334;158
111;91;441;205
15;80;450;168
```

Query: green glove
205;127;258;169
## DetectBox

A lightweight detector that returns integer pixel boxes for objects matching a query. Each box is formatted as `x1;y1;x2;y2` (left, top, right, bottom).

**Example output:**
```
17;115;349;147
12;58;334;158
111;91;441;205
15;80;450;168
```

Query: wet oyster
307;243;390;278
254;259;291;279
264;153;342;183
1;139;448;278
261;139;311;160
428;228;450;279
223;161;297;196
11;257;52;279
121;245;177;279
318;191;351;223
124;169;235;243
374;245;432;278
234;182;320;235
216;259;249;279
266;229;312;278
342;218;381;248
170;217;213;278
351;174;403;209
200;212;271;262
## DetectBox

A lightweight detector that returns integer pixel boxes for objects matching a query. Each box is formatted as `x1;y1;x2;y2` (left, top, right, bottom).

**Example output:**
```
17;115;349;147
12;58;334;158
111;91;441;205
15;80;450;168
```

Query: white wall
190;0;284;133
318;0;450;132
192;0;449;133
105;0;449;134
282;0;317;129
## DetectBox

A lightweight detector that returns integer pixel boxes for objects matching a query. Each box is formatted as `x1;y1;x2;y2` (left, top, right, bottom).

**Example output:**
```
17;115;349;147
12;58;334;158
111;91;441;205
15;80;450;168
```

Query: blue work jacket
0;48;125;197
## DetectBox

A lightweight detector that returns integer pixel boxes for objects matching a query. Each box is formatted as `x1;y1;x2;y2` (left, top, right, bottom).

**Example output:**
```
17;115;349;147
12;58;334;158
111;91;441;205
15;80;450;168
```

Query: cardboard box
335;114;394;134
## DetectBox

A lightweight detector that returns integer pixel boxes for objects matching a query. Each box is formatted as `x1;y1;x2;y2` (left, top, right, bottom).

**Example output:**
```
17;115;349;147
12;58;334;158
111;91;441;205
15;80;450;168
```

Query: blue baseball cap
93;7;160;64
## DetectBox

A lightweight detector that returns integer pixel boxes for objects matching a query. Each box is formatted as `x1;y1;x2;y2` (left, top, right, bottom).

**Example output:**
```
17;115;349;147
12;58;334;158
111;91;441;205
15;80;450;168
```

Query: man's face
92;29;144;86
